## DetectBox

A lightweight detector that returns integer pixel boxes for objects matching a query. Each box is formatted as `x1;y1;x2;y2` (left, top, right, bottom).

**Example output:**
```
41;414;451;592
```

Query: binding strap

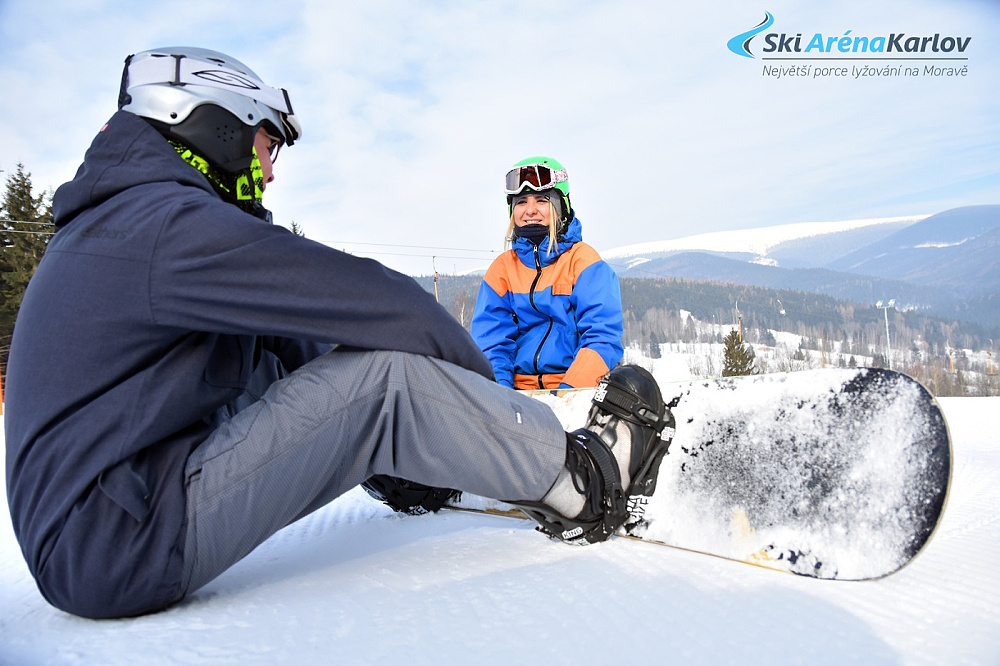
515;429;628;545
592;375;667;431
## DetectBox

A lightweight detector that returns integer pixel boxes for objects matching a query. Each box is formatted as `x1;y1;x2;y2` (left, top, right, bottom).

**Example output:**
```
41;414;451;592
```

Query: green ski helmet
505;156;573;230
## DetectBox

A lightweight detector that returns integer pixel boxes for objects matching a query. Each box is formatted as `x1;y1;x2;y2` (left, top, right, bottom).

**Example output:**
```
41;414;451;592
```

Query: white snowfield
1;371;998;665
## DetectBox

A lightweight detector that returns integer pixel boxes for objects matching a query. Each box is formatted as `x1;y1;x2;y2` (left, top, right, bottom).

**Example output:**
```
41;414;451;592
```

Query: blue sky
1;0;997;275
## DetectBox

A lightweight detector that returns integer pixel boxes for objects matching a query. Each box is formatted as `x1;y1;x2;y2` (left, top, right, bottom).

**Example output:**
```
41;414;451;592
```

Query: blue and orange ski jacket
471;216;624;390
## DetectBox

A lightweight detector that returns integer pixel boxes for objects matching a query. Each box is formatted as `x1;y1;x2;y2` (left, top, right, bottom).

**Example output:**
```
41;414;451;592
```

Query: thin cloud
1;0;997;276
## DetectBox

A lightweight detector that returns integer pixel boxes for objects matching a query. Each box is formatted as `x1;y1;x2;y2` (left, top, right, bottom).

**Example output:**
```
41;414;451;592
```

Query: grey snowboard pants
181;349;568;594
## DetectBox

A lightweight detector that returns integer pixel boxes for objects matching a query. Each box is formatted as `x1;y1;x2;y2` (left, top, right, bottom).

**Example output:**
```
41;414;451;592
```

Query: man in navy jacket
4;47;668;618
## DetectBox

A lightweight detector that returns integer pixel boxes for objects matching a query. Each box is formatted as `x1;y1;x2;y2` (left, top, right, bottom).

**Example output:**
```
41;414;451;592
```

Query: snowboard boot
362;475;459;516
516;365;671;544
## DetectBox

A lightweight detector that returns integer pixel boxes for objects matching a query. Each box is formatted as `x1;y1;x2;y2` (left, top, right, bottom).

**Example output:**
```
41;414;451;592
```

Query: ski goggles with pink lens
504;164;569;195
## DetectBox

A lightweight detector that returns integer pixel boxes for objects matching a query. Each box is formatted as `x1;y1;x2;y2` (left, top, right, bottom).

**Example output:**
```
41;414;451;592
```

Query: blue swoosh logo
727;12;774;58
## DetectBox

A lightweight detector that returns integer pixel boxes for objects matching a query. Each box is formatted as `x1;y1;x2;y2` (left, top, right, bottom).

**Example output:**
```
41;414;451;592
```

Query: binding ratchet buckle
592;377;669;432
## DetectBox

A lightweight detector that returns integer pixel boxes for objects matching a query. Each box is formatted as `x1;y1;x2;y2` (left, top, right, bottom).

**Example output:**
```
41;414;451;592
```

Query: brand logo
727;12;775;59
728;12;972;60
192;69;262;91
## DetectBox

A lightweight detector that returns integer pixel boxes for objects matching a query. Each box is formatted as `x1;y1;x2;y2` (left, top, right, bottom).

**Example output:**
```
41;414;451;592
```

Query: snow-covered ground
2;361;998;665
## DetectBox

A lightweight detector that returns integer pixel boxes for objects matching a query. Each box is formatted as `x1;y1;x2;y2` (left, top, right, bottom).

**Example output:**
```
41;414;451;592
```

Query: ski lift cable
329;248;492;262
316;239;498;255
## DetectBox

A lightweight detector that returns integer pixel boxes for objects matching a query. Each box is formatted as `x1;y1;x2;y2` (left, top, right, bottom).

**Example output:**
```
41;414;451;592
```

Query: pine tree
721;329;758;377
1;163;53;373
648;330;662;359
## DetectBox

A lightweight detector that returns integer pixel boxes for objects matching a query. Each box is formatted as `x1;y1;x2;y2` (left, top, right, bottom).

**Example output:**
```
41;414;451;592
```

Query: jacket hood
512;214;584;268
52;111;217;227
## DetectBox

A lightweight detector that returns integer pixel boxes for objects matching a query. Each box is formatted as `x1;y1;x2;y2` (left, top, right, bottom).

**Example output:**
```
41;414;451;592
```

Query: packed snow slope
2;361;998;665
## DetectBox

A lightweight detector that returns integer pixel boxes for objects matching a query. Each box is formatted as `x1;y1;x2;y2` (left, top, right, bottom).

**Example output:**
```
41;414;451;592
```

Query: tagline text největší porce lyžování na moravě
762;64;968;79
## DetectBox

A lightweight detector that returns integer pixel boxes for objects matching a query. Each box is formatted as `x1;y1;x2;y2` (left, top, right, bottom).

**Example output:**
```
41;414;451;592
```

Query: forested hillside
416;274;1000;396
418;275;998;350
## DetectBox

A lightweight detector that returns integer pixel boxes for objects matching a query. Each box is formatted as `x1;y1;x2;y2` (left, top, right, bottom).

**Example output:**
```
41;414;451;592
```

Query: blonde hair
506;198;560;255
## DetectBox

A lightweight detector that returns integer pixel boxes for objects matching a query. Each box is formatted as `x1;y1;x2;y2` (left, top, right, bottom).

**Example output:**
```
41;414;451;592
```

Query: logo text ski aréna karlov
727;11;971;59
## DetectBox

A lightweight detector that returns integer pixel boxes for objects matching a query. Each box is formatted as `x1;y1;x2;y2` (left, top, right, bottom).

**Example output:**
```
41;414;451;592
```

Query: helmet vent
215;122;240;144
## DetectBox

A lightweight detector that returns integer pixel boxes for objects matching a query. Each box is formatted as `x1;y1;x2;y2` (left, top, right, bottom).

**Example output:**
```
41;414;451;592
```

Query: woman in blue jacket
471;157;624;390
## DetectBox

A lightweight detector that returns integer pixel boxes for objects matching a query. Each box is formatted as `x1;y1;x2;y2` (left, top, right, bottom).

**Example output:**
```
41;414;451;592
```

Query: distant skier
4;47;669;619
471;157;624;390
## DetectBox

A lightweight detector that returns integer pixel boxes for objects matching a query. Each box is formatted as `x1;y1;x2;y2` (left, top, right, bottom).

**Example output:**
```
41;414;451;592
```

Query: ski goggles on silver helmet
504;164;569;195
120;47;302;147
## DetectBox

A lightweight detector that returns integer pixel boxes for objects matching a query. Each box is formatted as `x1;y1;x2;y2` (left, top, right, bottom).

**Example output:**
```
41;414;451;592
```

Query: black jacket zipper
529;244;554;389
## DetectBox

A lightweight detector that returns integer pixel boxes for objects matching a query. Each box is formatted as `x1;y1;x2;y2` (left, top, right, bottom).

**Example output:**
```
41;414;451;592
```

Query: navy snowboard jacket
4;111;493;617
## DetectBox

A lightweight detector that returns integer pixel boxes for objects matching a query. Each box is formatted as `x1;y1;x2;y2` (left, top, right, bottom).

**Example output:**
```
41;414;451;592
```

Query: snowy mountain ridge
602;214;929;264
598;206;1000;328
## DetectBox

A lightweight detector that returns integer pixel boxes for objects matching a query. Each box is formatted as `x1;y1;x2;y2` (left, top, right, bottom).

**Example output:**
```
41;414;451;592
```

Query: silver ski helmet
118;46;301;174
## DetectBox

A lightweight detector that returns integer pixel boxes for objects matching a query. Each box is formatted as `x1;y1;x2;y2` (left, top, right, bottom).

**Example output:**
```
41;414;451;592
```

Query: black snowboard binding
517;365;671;544
362;475;459;516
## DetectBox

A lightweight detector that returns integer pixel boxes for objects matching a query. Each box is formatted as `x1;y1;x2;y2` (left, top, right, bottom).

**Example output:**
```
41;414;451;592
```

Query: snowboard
446;368;951;580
